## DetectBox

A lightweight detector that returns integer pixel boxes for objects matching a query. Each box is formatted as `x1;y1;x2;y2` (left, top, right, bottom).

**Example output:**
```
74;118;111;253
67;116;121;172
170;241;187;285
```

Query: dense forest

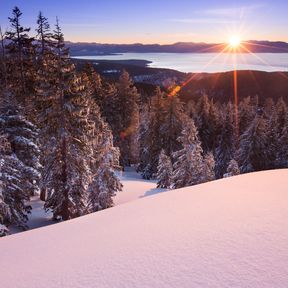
0;7;287;236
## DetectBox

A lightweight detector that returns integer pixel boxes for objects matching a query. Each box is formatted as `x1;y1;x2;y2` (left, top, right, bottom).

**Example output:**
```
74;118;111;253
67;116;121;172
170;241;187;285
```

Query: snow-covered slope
1;169;288;288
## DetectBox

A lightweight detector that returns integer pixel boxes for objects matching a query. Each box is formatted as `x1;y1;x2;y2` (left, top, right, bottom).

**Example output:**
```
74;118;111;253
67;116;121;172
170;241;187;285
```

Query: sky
1;0;288;44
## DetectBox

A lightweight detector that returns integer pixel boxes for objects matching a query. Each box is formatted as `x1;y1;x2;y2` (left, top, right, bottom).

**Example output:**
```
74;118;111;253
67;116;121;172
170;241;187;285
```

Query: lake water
74;53;288;73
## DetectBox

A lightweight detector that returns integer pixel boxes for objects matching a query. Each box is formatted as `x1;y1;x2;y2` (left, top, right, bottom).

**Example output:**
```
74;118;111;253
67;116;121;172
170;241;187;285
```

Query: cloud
199;4;266;18
169;4;266;25
169;18;238;24
63;23;103;28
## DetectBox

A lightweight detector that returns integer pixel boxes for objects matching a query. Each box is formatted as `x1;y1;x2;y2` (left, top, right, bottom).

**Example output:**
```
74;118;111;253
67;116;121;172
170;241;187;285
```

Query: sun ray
244;41;288;52
168;45;230;96
240;44;288;80
197;43;226;53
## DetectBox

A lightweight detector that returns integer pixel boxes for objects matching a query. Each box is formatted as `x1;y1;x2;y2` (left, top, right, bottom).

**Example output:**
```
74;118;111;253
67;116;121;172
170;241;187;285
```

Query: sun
228;36;241;48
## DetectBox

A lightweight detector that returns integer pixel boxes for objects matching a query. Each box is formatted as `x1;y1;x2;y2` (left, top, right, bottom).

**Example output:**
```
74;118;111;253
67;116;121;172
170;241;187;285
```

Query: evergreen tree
265;102;278;169
195;94;219;152
236;114;270;173
0;146;9;235
238;96;256;136
161;94;185;157
276;104;288;168
215;102;236;178
0;101;41;196
224;159;240;178
36;20;94;220
202;152;215;182
36;11;53;56
0;133;31;230
139;87;165;179
82;63;106;109
88;124;122;212
156;149;173;188
0;26;8;89
277;126;288;168
110;70;140;166
172;118;204;188
5;7;35;98
274;98;288;167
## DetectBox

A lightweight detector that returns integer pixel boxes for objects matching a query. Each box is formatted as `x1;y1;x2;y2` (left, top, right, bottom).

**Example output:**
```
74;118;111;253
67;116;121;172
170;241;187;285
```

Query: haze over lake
74;53;288;73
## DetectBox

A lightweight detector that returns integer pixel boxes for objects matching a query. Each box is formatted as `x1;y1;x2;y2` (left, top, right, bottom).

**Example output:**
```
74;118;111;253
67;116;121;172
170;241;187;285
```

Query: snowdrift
1;169;288;288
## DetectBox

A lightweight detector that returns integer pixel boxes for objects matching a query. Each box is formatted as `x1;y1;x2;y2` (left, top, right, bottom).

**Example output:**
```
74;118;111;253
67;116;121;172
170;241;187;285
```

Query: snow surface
114;166;167;205
1;169;288;288
10;167;166;234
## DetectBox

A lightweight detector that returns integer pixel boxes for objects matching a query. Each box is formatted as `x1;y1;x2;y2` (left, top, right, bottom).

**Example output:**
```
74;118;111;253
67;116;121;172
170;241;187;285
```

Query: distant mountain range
67;40;288;56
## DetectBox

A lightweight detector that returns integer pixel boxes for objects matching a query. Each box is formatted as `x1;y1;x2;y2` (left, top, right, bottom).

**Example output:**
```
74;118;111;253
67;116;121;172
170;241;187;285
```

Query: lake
73;53;288;73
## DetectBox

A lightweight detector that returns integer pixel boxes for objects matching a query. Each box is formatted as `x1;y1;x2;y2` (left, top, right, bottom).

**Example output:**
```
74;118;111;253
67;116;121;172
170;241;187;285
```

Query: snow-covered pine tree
139;87;166;179
0;224;8;237
238;96;256;136
236;114;270;173
274;98;288;168
0;144;9;236
88;123;122;212
264;101;278;169
82;63;107;109
156;149;173;188
36;20;94;220
0;101;41;196
172;117;204;188
195;94;220;152
0;173;9;235
223;159;240;178
111;70;140;166
129;106;140;164
161;93;186;158
0;133;31;230
277;121;288;168
215;102;236;178
76;70;122;212
202;152;215;182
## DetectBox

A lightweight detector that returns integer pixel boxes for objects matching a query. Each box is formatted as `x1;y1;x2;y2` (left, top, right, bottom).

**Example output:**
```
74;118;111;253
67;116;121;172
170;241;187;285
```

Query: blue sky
1;0;288;43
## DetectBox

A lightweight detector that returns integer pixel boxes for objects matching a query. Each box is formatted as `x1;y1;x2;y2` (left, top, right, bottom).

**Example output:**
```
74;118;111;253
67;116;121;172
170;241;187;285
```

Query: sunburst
228;36;241;48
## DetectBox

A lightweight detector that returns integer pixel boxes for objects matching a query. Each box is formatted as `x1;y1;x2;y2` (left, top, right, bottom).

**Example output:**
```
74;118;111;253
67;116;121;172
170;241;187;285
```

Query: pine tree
36;20;94;220
172;118;204;188
276;109;288;168
274;98;288;167
36;11;53;56
195;94;219;152
88;124;122;212
105;70;139;166
238;96;256;135
0;133;31;230
265;102;278;169
0;26;8;89
202;152;215;182
82;63;106;109
0;148;9;235
236;114;270;173
5;7;35;98
215;102;236;178
277;126;288;168
156;149;173;188
0;101;41;196
161;94;186;157
224;159;240;178
139;87;165;179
